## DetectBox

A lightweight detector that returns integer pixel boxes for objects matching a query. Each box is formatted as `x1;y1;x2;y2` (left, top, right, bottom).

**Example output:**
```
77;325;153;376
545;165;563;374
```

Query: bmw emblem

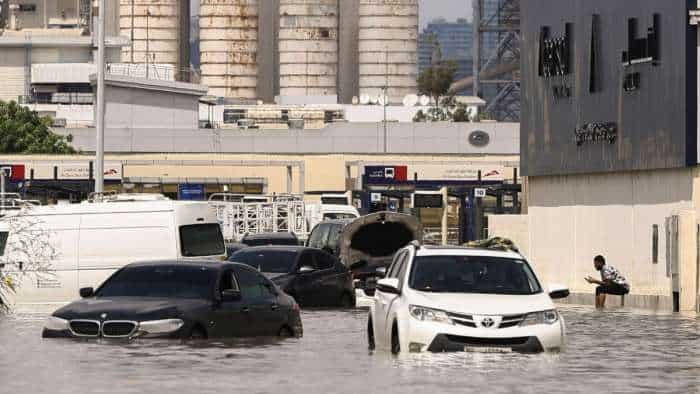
481;317;495;328
100;313;108;320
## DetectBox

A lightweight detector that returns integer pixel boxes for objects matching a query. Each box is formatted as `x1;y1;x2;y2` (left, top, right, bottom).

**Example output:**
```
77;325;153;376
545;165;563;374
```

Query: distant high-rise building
418;18;473;94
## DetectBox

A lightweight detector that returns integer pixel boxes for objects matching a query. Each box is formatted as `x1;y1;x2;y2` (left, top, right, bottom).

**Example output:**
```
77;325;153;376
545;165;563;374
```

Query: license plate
464;346;512;354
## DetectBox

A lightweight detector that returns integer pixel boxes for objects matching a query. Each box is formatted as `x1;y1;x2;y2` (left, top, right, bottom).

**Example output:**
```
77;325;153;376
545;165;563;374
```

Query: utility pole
146;9;151;79
383;49;388;153
130;0;135;63
95;0;106;193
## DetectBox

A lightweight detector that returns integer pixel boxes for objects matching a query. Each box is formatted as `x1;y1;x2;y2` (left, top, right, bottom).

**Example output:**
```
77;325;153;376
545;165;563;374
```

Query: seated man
585;255;630;308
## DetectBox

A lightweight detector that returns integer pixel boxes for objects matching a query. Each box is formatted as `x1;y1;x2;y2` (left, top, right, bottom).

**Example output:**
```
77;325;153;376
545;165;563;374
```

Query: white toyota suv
367;244;569;354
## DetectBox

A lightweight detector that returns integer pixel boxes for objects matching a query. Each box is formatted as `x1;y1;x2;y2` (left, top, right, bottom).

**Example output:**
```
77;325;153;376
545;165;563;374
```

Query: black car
42;261;303;339
241;232;300;247
226;242;249;257
230;246;357;308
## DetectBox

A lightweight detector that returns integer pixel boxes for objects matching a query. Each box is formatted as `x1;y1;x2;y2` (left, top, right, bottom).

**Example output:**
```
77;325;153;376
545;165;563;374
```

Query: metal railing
106;63;201;84
208;196;308;242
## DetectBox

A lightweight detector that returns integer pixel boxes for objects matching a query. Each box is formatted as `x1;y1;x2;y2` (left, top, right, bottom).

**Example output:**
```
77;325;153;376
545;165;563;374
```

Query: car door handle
270;304;279;311
241;307;250;313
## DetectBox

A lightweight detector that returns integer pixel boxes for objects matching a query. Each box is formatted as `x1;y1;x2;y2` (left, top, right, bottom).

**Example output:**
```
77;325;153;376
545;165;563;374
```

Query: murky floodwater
0;306;698;394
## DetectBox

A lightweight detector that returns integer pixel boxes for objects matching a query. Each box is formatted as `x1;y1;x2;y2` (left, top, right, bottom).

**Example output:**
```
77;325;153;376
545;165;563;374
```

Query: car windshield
96;265;217;299
232;250;298;273
409;256;542;295
179;224;225;257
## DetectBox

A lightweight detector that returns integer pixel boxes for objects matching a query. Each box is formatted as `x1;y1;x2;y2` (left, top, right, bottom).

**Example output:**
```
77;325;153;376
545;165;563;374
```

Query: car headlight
138;319;185;334
409;305;452;324
520;310;559;326
44;316;70;331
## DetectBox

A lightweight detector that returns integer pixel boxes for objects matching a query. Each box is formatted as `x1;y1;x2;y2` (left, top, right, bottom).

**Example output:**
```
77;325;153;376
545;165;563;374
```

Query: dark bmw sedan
230;246;357;308
42;261;302;339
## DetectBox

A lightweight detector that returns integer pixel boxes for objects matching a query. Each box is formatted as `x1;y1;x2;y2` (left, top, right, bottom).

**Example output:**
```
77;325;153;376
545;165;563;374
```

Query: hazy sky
420;0;472;29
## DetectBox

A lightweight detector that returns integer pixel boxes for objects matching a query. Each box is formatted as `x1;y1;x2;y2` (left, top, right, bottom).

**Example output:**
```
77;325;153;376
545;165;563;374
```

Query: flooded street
0;306;698;394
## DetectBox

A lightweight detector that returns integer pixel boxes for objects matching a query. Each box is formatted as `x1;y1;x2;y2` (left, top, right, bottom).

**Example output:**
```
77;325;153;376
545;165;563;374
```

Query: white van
305;203;361;233
0;199;225;311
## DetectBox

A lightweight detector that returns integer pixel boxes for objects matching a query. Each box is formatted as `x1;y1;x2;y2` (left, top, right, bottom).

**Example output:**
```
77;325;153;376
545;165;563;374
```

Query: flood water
0;305;698;394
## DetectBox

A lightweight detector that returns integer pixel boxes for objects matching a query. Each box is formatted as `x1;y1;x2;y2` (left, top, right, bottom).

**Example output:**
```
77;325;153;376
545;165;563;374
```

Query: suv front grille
102;321;137;337
69;320;100;337
499;314;526;328
447;312;476;328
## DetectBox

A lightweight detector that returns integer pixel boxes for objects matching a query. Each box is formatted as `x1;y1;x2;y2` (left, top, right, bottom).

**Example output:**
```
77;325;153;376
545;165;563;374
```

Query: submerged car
231;246;357;308
306;212;422;300
42;261;302;339
367;244;569;354
241;232;300;247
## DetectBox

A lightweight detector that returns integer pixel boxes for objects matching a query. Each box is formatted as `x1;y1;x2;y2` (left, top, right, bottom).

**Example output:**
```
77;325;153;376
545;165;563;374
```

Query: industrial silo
278;0;338;97
358;0;418;103
120;0;188;74
199;0;259;99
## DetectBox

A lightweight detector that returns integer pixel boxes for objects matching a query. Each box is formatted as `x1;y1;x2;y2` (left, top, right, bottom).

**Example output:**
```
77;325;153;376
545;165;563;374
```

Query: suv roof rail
409;240;422;249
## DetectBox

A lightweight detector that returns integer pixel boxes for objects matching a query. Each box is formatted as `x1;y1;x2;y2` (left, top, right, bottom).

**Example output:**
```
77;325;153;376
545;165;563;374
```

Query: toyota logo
481;317;495;328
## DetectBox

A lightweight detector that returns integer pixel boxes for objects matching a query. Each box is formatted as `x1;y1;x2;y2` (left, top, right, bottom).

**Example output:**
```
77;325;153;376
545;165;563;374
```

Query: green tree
416;61;458;111
0;101;75;154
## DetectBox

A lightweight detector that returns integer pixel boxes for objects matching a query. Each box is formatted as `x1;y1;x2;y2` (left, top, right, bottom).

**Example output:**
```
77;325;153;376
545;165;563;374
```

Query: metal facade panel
521;0;696;176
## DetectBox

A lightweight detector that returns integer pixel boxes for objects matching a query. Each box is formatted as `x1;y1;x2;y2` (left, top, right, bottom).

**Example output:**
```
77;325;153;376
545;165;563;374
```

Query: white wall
526;168;695;298
105;85;199;130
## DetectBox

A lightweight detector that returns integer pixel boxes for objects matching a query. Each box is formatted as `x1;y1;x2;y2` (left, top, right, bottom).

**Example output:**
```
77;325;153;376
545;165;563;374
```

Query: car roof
234;245;311;253
415;245;523;260
242;232;298;240
123;260;236;270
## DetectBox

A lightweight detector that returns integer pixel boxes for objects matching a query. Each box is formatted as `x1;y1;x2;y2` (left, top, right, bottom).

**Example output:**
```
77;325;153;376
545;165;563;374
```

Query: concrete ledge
557;292;674;312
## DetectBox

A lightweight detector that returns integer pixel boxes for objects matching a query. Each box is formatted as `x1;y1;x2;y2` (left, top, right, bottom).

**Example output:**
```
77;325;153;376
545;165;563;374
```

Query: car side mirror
322;246;335;255
298;266;316;274
548;283;570;299
79;287;94;298
221;289;241;302
375;266;387;278
350;260;368;271
376;278;400;295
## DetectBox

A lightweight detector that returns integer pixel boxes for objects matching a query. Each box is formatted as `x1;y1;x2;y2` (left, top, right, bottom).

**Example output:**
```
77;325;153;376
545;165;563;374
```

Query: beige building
0;153;519;200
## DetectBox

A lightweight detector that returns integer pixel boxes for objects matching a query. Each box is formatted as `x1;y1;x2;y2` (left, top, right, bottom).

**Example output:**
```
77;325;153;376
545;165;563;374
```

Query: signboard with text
522;0;696;176
364;164;514;184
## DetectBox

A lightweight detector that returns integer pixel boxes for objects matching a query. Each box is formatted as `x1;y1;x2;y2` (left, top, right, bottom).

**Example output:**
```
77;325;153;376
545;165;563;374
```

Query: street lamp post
95;0;106;194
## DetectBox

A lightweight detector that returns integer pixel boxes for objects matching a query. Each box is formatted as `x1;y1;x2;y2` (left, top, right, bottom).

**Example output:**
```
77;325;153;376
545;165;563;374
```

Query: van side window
308;224;331;249
179;224;225;257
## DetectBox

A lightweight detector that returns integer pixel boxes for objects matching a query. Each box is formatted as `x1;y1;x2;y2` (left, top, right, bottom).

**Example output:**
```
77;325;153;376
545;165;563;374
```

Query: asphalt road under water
0;306;698;394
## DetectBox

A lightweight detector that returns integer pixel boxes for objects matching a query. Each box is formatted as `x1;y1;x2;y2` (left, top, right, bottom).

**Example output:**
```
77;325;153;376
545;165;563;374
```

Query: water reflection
0;306;698;394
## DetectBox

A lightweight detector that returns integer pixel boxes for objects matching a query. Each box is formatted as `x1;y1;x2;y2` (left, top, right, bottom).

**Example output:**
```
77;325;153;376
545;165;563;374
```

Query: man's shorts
596;283;630;296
